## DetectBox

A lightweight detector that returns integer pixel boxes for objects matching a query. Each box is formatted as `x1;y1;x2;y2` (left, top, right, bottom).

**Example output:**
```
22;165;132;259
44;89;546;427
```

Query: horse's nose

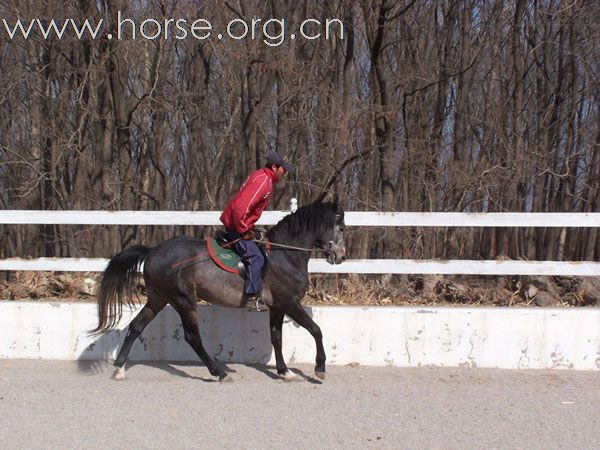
341;255;346;262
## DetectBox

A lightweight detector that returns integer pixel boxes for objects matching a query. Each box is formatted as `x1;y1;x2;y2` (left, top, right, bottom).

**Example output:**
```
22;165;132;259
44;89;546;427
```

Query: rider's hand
242;230;255;240
254;226;267;240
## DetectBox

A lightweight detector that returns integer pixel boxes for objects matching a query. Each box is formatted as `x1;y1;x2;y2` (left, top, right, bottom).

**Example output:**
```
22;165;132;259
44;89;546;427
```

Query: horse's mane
268;201;338;239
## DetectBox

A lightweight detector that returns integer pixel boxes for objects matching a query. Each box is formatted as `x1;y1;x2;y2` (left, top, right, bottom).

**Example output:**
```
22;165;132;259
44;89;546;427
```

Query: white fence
3;208;600;370
1;209;600;276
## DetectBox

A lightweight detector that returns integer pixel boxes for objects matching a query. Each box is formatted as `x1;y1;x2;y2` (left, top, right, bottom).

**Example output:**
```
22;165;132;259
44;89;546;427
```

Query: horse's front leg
269;308;299;381
284;302;326;380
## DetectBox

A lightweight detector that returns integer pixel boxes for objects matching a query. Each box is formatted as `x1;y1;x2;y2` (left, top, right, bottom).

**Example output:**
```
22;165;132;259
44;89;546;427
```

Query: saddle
206;230;269;277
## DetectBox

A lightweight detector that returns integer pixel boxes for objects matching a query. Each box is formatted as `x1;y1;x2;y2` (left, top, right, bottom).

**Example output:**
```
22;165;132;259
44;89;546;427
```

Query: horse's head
268;196;347;264
317;200;346;265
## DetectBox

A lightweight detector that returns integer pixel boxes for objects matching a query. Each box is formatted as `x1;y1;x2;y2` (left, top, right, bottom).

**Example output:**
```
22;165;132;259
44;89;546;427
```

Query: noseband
323;240;336;261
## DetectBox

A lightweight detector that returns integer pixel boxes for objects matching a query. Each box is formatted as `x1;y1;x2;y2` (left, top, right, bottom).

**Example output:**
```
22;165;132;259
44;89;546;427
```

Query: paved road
0;360;599;449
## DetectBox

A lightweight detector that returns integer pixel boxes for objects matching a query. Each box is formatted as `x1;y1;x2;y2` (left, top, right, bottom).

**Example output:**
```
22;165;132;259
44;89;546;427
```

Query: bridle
253;212;343;261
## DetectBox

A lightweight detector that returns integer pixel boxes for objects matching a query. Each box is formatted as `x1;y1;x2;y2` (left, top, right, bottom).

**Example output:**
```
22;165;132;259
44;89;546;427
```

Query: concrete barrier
1;301;599;370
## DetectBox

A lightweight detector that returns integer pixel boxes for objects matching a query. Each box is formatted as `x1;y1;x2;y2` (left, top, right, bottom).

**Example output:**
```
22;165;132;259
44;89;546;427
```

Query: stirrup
246;295;267;312
254;297;267;312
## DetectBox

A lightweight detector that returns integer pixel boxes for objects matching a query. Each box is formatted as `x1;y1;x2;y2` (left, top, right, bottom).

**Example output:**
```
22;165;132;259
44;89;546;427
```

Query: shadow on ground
75;305;319;382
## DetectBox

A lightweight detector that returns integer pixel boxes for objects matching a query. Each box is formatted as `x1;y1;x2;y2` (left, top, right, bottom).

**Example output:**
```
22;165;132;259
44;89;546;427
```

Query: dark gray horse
92;199;346;382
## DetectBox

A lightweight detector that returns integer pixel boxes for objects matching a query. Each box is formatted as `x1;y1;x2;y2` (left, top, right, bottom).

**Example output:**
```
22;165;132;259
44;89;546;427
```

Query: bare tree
0;0;599;264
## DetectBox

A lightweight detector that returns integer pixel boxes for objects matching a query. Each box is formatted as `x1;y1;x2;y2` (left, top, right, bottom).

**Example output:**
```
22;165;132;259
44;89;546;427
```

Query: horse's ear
336;199;344;215
333;193;344;215
325;192;339;204
316;191;341;208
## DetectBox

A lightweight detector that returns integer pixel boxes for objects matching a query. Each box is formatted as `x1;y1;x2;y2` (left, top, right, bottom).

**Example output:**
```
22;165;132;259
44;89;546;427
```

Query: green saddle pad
206;236;240;274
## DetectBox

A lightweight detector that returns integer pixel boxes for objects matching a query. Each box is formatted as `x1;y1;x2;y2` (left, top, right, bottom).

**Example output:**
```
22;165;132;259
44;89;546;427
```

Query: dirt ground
1;271;599;307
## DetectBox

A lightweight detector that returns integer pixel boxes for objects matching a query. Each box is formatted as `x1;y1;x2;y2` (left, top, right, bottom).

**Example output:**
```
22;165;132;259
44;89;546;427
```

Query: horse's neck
269;230;317;265
271;229;317;249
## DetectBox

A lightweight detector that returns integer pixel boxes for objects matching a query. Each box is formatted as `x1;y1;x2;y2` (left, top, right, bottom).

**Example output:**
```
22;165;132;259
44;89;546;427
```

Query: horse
91;199;346;382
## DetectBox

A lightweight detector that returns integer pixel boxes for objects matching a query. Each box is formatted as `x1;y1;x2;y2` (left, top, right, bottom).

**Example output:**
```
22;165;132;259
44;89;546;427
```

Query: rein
253;238;329;254
170;238;241;269
171;236;330;271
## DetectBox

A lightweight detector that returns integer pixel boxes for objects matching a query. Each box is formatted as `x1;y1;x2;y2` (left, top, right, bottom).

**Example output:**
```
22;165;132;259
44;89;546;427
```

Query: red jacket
220;167;278;234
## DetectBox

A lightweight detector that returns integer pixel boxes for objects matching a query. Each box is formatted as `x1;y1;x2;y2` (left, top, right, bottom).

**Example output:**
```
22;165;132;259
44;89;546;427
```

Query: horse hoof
314;368;326;380
112;367;126;381
283;371;300;382
219;374;233;383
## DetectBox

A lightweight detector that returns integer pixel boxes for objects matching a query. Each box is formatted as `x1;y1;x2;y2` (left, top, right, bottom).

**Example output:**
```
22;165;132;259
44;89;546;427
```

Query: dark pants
224;229;265;295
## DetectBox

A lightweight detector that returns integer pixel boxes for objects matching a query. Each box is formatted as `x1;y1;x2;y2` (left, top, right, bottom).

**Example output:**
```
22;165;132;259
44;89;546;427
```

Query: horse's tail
90;245;151;336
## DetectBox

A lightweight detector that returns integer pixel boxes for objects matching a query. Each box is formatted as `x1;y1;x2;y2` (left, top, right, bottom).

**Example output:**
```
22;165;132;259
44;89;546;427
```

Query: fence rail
1;210;600;227
0;257;599;276
2;209;600;276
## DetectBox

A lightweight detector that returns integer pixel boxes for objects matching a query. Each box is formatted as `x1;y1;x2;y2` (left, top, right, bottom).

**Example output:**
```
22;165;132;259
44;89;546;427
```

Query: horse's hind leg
113;293;166;380
175;303;230;382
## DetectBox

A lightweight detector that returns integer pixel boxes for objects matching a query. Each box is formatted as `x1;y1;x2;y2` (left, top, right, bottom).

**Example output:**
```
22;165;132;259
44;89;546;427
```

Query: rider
220;152;295;310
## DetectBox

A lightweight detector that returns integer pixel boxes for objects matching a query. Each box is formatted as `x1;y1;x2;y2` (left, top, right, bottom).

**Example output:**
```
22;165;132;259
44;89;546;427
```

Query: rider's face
275;165;287;179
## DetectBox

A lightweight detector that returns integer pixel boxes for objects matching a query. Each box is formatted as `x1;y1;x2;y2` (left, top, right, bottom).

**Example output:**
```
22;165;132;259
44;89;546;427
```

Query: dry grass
1;271;598;308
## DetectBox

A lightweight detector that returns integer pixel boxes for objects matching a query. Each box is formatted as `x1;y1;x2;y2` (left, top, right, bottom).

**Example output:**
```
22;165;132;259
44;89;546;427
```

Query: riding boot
243;292;268;312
